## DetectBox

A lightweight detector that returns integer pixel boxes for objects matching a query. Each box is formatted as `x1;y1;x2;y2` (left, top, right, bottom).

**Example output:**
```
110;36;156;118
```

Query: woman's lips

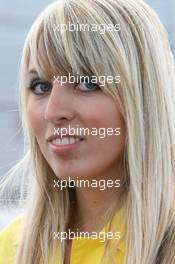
49;136;84;155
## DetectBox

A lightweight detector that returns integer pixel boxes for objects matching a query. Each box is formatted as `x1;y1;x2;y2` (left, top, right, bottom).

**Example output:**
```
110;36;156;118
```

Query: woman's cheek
26;98;45;136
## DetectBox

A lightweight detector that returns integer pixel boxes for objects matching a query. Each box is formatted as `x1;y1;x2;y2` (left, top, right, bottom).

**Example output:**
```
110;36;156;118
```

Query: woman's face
26;60;126;182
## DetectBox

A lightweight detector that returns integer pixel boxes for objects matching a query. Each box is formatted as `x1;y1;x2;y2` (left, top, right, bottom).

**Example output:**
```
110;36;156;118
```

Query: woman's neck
70;183;125;233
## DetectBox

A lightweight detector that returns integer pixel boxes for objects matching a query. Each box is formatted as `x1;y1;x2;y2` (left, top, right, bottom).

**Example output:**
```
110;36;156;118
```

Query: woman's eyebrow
28;69;39;76
25;69;40;86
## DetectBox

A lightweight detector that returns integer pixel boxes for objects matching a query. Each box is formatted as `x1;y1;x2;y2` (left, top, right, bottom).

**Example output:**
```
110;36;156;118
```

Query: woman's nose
44;83;75;124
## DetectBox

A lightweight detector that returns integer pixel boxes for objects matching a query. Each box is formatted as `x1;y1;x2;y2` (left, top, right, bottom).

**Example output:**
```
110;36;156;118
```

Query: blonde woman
0;0;175;263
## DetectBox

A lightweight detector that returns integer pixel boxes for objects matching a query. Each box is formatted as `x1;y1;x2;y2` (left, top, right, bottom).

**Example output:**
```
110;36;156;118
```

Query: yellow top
0;208;126;264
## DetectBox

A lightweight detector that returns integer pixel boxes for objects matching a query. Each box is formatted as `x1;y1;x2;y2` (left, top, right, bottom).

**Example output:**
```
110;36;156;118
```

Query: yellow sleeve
0;216;23;264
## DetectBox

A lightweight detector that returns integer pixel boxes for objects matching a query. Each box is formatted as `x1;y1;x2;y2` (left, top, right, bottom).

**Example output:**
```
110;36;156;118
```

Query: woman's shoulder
0;214;24;263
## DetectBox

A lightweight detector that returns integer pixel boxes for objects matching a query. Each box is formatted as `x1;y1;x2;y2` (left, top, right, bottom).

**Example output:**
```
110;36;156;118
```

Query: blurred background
0;0;175;230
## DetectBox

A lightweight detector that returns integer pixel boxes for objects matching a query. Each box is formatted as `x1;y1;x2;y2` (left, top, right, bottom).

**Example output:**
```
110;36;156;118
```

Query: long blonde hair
2;0;175;263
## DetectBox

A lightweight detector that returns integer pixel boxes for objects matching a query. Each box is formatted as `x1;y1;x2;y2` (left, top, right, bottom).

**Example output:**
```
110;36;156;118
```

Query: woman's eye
78;77;100;92
29;79;51;95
